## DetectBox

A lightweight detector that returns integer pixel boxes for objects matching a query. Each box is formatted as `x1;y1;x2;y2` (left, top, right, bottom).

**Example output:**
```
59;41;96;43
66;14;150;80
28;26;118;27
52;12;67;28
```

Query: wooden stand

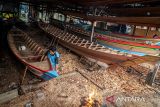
21;66;28;85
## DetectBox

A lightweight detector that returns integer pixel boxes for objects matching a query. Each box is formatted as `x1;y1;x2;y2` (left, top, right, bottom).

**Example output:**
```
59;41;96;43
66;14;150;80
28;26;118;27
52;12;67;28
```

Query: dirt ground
0;27;160;107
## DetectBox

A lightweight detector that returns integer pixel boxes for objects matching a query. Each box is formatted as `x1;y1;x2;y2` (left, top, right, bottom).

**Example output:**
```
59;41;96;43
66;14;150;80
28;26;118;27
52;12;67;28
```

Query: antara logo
106;95;115;106
106;95;145;106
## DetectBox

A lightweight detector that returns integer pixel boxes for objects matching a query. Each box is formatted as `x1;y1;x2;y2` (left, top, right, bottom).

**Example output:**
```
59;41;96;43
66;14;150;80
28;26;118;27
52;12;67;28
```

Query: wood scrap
0;89;18;104
21;66;28;85
20;82;48;94
76;68;105;90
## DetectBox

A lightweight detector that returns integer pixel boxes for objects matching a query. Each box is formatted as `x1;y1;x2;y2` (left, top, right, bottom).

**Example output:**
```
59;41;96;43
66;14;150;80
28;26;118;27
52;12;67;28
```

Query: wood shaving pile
57;47;85;74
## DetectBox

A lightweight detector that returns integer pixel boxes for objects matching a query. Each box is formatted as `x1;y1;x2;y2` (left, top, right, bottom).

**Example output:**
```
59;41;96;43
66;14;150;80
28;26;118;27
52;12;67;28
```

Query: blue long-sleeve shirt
47;52;60;70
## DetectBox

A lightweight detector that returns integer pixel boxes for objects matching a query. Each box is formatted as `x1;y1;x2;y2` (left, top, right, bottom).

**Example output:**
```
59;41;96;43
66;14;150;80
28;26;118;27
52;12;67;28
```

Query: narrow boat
110;32;160;42
39;23;136;65
98;42;147;56
95;32;160;44
66;25;160;56
97;37;160;56
7;27;59;80
67;24;160;44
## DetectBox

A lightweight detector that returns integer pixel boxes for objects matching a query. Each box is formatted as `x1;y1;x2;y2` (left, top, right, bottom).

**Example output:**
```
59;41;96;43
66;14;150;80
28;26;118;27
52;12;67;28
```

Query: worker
47;47;60;72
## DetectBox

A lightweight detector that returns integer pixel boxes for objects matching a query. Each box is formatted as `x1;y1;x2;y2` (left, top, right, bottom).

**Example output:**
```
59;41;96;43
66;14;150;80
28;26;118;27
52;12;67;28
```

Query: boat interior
9;29;50;70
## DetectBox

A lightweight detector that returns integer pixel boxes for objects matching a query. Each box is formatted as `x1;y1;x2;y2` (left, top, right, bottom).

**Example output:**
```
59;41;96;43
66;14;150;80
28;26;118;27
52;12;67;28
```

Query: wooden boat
95;32;160;45
66;25;151;56
66;25;160;55
96;36;160;49
109;32;160;42
7;27;59;80
39;23;136;65
97;42;147;56
97;38;160;56
67;24;160;45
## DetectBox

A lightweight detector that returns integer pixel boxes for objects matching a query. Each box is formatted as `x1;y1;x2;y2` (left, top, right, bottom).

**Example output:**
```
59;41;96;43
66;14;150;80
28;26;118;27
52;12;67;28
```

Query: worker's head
49;47;56;55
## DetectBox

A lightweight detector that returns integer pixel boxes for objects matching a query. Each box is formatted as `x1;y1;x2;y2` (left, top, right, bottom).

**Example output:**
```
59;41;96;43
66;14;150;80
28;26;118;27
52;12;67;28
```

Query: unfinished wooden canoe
67;25;160;44
7;27;59;80
47;23;160;56
39;23;137;65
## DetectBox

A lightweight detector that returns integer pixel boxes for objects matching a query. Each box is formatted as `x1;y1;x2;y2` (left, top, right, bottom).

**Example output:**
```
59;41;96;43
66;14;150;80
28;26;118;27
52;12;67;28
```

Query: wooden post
21;66;28;85
119;24;122;33
56;38;60;48
42;6;43;21
145;27;150;37
132;25;136;36
64;14;67;31
90;21;95;42
90;8;97;42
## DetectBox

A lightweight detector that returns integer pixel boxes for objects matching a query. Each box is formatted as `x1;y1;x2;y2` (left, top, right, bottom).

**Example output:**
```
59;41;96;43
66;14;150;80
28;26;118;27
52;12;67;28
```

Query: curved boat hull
7;28;59;80
39;23;136;65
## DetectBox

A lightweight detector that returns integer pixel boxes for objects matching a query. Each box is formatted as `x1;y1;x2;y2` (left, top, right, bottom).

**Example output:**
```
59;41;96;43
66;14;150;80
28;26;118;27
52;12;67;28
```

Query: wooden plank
57;72;78;79
63;11;160;27
21;82;48;93
0;89;18;104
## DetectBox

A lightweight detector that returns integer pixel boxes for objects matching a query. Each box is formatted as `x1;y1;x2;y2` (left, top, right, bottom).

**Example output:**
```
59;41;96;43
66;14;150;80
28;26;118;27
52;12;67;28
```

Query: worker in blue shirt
41;47;60;80
47;47;60;72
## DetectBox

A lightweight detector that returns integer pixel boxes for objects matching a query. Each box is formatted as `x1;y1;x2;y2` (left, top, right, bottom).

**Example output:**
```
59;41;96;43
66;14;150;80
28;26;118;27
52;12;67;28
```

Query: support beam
132;25;136;36
63;11;160;27
79;0;160;6
90;8;97;42
21;66;28;85
107;7;160;17
90;21;95;42
145;27;150;37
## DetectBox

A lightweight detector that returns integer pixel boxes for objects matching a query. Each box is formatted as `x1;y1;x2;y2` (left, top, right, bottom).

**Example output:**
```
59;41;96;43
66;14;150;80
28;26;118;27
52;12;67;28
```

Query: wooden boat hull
96;36;160;49
7;28;59;80
97;39;160;56
66;24;160;44
44;23;160;56
97;42;147;56
39;23;137;65
95;33;159;45
110;32;160;42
